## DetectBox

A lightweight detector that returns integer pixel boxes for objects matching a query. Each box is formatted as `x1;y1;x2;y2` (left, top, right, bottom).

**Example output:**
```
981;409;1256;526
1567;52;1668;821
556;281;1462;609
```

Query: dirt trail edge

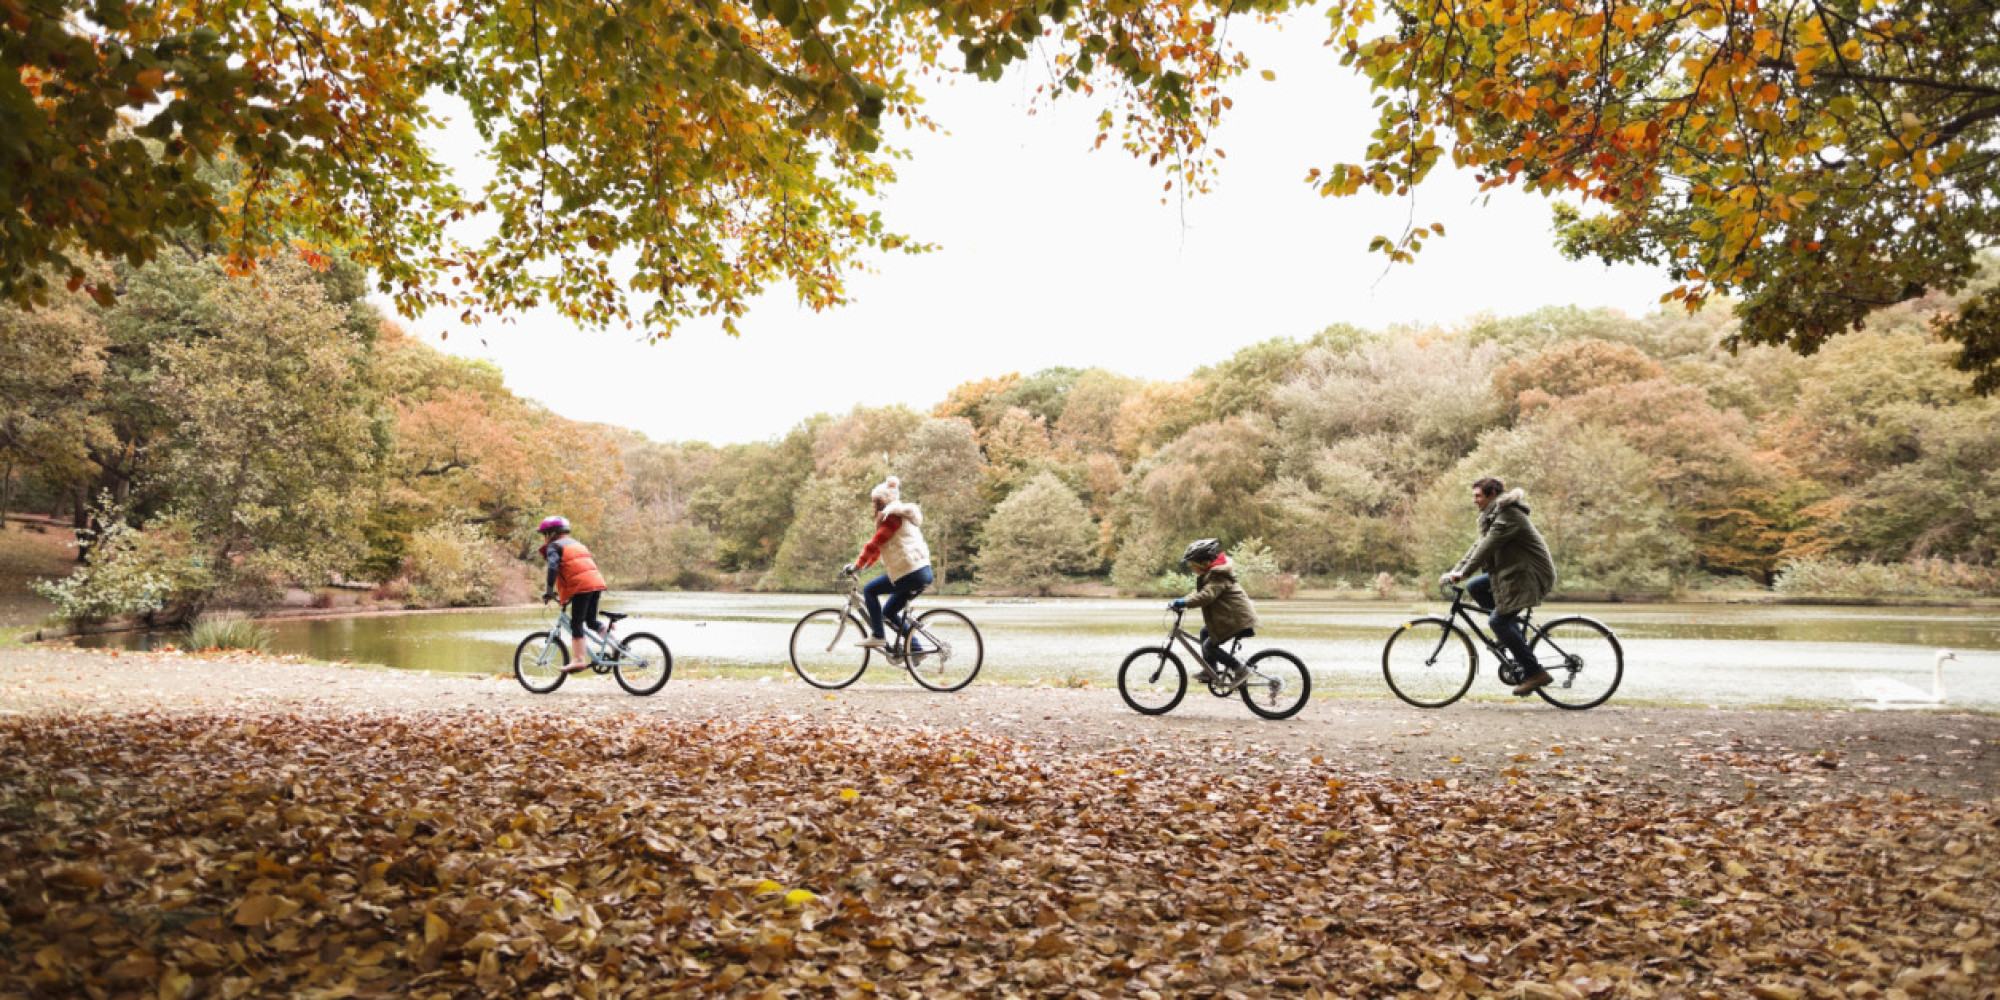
4;646;1994;802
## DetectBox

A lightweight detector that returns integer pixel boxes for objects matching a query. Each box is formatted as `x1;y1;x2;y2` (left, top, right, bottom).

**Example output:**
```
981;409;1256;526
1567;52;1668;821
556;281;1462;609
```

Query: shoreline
18;587;2000;647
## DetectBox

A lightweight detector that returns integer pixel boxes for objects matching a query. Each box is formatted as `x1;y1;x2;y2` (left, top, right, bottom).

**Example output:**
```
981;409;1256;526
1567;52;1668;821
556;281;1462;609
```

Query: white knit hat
870;476;901;505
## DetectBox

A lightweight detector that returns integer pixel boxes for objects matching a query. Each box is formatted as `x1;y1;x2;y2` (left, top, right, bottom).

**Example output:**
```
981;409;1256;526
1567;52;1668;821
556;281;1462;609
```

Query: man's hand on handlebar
1168;599;1187;611
542;590;556;604
1437;572;1463;588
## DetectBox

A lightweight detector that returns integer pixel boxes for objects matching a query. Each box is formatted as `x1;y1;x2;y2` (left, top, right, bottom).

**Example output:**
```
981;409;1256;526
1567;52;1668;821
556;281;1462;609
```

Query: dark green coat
1185;555;1260;639
1452;489;1557;615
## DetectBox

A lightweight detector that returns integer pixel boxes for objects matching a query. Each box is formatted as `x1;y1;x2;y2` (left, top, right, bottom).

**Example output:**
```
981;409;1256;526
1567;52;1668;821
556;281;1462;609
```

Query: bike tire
1118;647;1187;716
1240;649;1311;720
1382;618;1477;708
789;609;872;689
906;609;982;692
614;632;673;696
513;631;568;694
1529;616;1623;710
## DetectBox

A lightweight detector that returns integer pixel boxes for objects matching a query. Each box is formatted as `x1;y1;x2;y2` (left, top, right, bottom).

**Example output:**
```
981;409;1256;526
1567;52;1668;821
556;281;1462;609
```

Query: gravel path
3;645;1995;802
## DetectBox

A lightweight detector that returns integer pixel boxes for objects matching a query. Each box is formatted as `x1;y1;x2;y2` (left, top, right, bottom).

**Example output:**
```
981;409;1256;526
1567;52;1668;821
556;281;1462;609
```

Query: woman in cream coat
845;476;933;649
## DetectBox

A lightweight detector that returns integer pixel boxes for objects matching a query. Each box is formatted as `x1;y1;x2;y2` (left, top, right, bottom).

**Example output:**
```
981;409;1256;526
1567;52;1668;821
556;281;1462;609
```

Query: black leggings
1200;628;1244;673
568;590;603;638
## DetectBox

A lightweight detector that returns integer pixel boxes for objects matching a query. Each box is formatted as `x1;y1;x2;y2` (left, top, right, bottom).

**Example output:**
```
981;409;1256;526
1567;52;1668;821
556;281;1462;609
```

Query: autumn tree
976;472;1100;594
891;418;987;584
1321;0;2000;388
6;0;1260;334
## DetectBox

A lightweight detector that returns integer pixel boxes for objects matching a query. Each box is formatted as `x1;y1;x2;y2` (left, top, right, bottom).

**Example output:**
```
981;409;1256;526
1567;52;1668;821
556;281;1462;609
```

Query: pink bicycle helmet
536;515;570;534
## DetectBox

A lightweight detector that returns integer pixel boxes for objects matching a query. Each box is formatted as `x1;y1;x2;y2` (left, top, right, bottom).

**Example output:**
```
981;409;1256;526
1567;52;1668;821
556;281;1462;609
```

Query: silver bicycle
514;602;671;695
1118;606;1311;720
788;567;983;691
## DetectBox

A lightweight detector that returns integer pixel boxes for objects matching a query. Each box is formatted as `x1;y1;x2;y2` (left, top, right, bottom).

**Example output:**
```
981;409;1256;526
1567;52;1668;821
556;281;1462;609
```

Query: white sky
382;13;1672;446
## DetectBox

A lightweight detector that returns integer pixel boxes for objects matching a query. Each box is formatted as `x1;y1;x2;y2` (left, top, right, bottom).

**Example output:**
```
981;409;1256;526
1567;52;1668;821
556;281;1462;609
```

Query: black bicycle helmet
1180;538;1222;567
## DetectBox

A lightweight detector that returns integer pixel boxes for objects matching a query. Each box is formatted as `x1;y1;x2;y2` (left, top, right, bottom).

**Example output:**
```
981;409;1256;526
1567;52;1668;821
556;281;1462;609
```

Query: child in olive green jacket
1169;538;1261;684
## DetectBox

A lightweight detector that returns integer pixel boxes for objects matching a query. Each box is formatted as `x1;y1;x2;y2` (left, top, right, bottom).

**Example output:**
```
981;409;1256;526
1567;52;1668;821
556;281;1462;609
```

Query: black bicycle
1118;607;1311;720
1381;583;1622;710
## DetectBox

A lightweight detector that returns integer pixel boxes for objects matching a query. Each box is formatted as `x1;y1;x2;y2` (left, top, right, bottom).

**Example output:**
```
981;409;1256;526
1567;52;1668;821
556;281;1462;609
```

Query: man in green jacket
1441;477;1560;696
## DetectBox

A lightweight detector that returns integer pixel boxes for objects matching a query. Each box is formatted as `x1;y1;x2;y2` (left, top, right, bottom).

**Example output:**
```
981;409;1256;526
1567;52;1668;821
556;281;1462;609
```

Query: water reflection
75;593;2000;709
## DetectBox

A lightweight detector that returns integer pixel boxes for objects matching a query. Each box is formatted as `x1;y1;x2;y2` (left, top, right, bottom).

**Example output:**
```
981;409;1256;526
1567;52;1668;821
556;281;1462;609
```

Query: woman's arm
854;515;903;569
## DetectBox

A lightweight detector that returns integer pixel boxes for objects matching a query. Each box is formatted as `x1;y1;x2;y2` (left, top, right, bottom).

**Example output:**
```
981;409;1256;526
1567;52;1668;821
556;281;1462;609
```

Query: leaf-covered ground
1;711;1994;999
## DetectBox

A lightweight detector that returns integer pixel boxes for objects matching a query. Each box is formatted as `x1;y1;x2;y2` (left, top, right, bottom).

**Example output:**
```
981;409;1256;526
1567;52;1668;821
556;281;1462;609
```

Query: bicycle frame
545;603;632;667
824;572;934;664
1434;585;1584;682
1161;608;1248;687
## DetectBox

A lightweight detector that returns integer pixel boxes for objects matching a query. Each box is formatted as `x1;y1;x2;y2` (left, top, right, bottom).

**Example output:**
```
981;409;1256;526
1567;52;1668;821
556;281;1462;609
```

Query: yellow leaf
1260;69;1276;81
754;879;784;894
784;889;817;906
840;788;859;801
425;912;448;944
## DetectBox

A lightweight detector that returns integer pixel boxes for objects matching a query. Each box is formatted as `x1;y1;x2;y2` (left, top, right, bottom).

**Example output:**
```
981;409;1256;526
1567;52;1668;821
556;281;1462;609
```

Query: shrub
1773;557;2000;599
1229;538;1281;598
186;612;274;652
31;512;211;625
406;522;499;608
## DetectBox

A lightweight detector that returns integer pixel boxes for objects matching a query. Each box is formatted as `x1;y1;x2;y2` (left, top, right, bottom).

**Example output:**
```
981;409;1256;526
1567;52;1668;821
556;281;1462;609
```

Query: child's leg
1199;628;1243;674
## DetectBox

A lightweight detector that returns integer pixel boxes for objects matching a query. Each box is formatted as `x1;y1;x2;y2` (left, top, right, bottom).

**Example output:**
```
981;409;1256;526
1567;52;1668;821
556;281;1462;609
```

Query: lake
72;592;2000;710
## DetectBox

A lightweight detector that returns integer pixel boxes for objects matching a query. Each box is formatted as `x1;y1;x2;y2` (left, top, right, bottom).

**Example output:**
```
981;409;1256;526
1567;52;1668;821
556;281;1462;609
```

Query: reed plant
186;612;274;652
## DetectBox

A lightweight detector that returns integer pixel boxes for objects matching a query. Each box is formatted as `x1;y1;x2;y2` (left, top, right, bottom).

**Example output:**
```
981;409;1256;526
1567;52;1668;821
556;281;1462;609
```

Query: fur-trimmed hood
878;501;922;527
1488;488;1529;516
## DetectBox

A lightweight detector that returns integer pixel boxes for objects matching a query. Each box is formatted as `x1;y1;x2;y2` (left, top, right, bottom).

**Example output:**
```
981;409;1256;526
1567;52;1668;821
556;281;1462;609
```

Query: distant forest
6;252;1997;623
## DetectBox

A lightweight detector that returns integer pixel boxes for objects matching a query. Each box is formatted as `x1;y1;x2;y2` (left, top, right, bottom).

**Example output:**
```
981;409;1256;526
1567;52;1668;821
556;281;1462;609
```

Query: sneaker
1511;668;1554;696
858;637;888;649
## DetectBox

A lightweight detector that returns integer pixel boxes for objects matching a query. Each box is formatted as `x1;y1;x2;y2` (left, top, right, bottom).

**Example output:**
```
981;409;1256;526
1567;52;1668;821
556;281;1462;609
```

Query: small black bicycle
1381;583;1622;709
1117;607;1311;720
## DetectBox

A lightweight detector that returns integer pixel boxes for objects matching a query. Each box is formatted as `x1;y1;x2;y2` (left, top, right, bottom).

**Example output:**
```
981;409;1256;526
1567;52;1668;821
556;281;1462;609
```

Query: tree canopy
4;0;1254;330
1324;0;2000;387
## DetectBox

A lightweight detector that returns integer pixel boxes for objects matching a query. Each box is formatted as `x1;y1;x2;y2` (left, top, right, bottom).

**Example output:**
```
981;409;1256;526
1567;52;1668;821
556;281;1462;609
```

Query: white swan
1852;649;1955;709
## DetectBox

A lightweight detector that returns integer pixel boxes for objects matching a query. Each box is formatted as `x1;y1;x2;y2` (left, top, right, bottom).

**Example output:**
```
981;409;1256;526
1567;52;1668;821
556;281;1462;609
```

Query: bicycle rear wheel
1382;618;1476;708
1529;617;1623;710
614;633;672;696
514;631;567;694
1118;647;1187;715
906;609;982;692
789;609;871;689
1240;649;1310;720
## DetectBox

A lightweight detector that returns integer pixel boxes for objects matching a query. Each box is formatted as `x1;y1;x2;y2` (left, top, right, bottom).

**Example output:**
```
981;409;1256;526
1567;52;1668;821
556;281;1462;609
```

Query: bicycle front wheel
789;609;871;689
1118;647;1187;715
1241;649;1310;720
1382;618;1477;708
514;631;568;694
614;633;672;696
907;610;982;692
1529;617;1623;710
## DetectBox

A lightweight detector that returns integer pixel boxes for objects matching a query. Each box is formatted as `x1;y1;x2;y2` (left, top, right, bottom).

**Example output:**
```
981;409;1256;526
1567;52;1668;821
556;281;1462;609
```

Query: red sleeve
855;515;902;569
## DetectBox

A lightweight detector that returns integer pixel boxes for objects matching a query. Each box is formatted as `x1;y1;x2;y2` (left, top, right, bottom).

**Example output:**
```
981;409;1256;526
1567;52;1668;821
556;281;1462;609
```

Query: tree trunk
0;459;12;532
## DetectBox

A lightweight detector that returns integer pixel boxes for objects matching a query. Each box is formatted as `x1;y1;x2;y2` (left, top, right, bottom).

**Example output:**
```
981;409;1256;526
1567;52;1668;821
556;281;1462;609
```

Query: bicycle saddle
1234;628;1256;640
601;612;629;622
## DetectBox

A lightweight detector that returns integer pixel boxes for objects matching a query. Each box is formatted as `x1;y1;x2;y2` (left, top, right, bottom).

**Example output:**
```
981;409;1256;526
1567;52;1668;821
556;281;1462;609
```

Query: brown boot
1511;668;1554;696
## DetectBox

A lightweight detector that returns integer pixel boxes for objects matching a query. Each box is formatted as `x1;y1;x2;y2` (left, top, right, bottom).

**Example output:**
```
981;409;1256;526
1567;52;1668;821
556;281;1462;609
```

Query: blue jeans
864;565;933;639
1465;573;1541;673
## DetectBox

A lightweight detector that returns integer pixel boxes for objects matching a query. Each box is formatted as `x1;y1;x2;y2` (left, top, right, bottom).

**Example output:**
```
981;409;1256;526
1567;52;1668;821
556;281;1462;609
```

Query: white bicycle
787;567;983;691
513;602;671;696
